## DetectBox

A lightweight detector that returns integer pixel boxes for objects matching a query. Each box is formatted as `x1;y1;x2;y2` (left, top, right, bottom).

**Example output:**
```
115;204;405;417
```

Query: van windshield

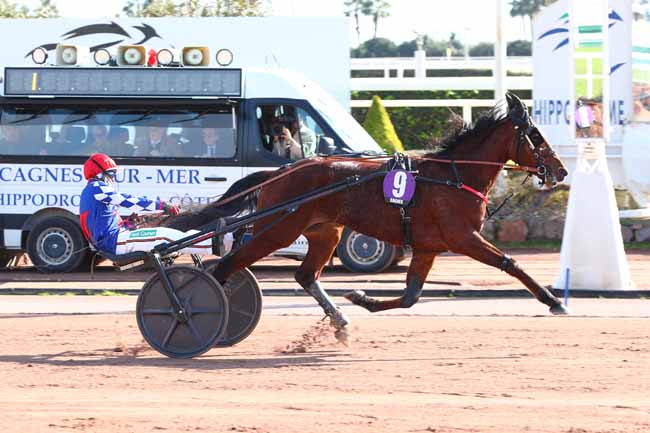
0;105;237;158
304;82;383;154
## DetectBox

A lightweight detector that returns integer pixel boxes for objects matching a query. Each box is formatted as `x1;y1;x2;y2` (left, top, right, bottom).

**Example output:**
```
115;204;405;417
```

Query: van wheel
336;229;396;273
393;247;408;266
26;217;88;273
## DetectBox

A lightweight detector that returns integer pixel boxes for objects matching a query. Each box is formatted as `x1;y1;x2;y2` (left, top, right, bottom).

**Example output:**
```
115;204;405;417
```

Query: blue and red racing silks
79;179;165;254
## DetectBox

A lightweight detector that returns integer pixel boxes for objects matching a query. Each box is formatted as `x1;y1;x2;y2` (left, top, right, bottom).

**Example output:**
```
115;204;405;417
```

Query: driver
79;153;212;256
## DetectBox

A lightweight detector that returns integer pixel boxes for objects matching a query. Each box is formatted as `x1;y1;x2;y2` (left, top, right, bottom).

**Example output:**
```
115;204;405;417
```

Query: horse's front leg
452;231;568;314
345;250;436;312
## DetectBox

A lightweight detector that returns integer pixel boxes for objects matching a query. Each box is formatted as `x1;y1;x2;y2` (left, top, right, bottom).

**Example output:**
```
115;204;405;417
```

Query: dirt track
3;250;650;293
1;311;649;433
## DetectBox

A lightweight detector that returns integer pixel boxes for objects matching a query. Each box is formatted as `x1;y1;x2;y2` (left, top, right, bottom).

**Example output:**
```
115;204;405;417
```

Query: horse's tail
214;170;275;215
162;170;275;231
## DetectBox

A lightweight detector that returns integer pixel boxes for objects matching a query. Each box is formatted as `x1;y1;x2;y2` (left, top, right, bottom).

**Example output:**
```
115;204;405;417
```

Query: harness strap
459;184;489;203
400;207;412;249
415;175;489;204
450;160;461;183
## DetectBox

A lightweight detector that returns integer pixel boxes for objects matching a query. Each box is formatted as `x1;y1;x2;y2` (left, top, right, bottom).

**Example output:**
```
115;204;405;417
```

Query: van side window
0;106;237;159
255;104;325;161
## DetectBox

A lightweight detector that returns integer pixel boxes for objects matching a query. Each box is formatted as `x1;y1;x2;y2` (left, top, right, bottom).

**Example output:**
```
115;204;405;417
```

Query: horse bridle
511;109;559;186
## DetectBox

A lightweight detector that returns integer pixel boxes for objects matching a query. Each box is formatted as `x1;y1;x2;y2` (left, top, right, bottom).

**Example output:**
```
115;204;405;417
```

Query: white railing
351;75;533;91
350;98;533;123
349;55;534;122
350;56;533;75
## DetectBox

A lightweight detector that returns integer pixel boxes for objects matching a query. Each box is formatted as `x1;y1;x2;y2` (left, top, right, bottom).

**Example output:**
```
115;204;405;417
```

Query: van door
242;99;340;172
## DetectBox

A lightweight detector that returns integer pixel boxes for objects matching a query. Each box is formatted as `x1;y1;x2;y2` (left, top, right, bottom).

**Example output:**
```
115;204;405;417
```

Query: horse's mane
425;103;508;158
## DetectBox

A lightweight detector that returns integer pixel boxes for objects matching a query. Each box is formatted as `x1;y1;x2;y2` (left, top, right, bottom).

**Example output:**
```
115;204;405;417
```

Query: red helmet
84;153;118;180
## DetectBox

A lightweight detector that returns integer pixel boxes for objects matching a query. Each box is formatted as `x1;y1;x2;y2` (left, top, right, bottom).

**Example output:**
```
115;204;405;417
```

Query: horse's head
505;92;568;187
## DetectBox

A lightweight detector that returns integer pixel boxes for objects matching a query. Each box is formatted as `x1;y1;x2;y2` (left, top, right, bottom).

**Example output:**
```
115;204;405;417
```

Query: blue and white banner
533;0;633;144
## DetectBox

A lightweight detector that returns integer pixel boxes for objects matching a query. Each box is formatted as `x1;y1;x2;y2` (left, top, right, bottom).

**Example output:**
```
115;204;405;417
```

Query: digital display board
3;67;241;97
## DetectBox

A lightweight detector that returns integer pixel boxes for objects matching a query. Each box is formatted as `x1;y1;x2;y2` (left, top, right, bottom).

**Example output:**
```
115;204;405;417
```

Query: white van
0;52;403;273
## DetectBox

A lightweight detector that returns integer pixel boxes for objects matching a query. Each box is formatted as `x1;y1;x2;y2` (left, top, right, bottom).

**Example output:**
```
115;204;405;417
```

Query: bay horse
164;93;570;335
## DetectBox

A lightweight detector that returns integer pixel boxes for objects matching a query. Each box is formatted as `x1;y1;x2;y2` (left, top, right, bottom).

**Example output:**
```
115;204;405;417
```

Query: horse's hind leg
295;223;348;331
345;250;436;312
452;231;567;314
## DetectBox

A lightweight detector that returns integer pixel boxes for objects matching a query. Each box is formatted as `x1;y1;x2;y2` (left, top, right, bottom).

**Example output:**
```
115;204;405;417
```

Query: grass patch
98;290;128;296
625;243;650;250
494;240;650;251
495;240;562;250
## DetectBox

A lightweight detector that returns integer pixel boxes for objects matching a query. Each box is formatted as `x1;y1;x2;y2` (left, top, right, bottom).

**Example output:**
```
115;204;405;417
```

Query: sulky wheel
136;266;229;358
203;260;263;347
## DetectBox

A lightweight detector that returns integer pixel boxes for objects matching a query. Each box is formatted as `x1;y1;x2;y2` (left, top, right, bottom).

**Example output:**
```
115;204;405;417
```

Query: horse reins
198;154;539;214
168;108;550;219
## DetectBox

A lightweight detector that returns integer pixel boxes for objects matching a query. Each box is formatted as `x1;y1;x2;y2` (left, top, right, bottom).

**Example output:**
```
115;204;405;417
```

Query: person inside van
51;125;87;155
0;125;22;154
134;126;173;157
292;114;317;158
82;125;111;154
108;127;133;156
79;153;214;257
271;116;303;161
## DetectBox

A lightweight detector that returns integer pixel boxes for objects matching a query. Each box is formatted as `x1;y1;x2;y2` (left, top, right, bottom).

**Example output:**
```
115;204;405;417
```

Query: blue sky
20;0;531;46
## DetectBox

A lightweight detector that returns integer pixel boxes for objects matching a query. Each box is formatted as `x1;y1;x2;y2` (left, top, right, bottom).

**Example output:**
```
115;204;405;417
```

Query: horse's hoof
550;303;570;315
344;290;366;304
326;307;350;330
334;327;350;347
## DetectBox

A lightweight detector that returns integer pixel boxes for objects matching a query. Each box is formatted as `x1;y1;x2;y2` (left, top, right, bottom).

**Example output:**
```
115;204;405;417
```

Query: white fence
350;55;533;123
350;98;533;123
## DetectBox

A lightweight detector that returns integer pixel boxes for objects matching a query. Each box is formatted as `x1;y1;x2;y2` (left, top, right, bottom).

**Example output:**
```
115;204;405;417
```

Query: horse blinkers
513;114;565;186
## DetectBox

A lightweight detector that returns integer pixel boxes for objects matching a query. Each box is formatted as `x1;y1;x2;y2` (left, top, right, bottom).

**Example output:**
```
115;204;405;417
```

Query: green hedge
362;96;404;153
352;90;532;150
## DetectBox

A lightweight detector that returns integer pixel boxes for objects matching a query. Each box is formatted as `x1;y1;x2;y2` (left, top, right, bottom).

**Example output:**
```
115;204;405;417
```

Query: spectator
108;127;133;156
134;126;176;157
0;125;22;154
82;125;111;154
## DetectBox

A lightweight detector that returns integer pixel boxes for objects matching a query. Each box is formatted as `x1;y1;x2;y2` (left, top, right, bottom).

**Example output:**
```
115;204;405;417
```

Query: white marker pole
494;0;507;101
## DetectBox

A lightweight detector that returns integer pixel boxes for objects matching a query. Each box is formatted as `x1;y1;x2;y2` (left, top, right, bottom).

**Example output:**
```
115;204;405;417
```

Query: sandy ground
1;250;649;432
1;300;649;433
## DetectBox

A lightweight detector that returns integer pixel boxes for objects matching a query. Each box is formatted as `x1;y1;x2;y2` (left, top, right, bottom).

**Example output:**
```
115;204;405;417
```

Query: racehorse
163;93;570;335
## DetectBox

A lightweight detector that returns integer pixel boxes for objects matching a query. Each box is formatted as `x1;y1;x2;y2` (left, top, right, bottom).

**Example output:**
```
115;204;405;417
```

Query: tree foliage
122;0;267;17
345;0;391;42
351;37;398;58
0;0;59;18
509;0;557;37
353;36;531;58
367;0;390;39
353;35;466;58
468;39;532;56
363;95;404;153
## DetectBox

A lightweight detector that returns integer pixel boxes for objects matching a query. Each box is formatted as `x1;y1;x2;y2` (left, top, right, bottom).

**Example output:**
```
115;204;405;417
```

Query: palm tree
509;0;549;39
367;0;390;39
344;0;372;43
